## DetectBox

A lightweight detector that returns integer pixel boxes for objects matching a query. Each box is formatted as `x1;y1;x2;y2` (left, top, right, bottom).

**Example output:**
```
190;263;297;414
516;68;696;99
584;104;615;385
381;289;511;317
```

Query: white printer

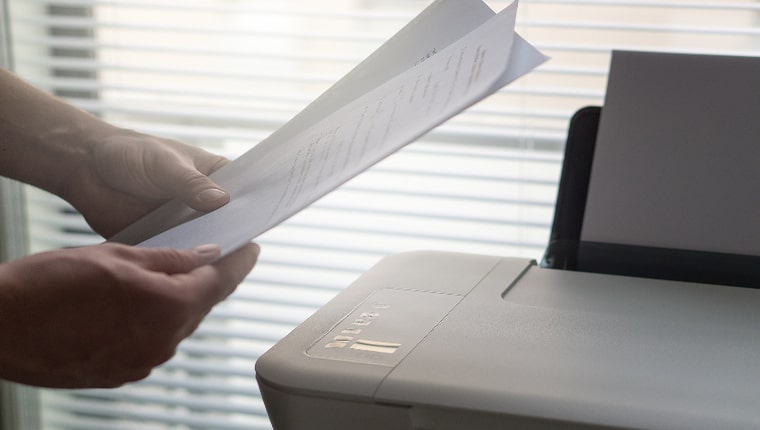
255;51;760;429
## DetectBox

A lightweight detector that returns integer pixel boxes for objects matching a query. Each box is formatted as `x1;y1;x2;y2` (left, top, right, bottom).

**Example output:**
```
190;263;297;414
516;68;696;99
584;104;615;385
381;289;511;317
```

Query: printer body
256;51;760;429
257;251;760;430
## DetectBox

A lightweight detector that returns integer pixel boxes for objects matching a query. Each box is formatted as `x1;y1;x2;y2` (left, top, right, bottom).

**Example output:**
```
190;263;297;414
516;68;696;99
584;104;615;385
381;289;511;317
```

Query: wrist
20;121;103;198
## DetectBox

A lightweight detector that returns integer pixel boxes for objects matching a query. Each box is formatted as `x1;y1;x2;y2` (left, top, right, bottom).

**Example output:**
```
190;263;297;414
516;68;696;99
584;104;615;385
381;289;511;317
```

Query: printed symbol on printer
352;311;380;326
323;335;354;349
324;342;348;349
350;339;401;354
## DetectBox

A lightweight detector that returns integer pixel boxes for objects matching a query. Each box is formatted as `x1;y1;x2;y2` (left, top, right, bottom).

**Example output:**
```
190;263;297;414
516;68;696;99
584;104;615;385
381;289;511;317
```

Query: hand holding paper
110;0;547;255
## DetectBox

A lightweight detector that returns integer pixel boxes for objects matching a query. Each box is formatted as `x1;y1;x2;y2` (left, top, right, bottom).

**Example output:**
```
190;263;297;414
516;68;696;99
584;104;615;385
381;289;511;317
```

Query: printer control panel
307;288;463;366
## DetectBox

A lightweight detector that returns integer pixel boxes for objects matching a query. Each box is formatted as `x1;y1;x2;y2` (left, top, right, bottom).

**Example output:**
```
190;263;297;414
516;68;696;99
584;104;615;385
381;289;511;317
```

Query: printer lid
542;51;760;288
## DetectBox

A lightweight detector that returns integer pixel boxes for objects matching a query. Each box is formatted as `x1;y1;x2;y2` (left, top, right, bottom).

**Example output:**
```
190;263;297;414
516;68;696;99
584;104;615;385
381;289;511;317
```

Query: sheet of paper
111;0;548;255
581;50;760;256
262;0;499;146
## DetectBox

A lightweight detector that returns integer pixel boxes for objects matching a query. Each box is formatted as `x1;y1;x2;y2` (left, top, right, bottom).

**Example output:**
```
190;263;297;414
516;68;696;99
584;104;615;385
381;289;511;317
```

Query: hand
0;242;259;388
63;129;231;238
0;70;231;237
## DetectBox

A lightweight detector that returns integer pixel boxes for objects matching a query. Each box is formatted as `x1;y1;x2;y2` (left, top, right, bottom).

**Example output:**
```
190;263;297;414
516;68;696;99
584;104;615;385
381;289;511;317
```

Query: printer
255;51;760;429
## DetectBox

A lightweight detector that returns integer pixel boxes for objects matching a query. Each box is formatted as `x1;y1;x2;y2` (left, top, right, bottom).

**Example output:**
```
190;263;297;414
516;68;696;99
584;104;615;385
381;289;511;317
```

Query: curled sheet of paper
110;0;548;256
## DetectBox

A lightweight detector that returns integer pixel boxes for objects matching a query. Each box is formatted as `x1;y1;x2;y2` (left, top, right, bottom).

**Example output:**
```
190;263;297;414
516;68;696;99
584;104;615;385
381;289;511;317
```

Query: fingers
112;243;222;274
103;241;259;305
109;242;259;358
131;242;259;310
214;242;260;289
183;243;260;307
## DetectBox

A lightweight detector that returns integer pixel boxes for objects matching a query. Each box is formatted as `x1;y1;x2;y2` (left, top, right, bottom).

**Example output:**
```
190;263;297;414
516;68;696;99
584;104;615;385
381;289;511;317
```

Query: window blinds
6;1;760;429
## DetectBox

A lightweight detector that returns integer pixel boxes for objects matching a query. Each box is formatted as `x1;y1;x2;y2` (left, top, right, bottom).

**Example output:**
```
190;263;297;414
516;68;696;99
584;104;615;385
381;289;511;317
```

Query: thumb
158;159;230;212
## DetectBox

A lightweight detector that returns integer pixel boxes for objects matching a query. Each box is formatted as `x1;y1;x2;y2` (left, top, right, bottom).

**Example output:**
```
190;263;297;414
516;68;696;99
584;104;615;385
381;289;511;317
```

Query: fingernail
196;188;229;204
193;244;221;258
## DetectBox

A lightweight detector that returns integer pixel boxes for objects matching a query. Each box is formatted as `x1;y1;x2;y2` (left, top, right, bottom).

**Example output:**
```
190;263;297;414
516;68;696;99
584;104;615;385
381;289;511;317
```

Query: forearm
0;68;120;196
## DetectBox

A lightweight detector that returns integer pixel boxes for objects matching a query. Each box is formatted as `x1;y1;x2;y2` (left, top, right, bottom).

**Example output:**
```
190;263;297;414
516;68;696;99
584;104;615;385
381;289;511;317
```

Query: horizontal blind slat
62;389;268;416
14;15;397;42
522;19;760;36
43;395;271;430
23;0;415;20
525;0;760;10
